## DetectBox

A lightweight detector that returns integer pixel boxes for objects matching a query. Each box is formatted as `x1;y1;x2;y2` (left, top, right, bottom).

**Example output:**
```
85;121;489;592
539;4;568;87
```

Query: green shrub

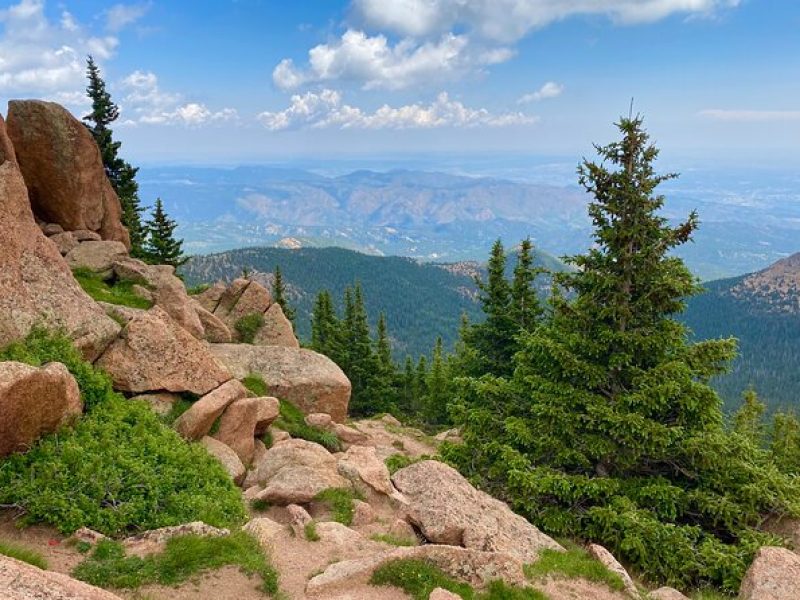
72;268;152;310
186;283;211;296
384;454;433;475
370;533;418;547
73;532;279;595
304;521;320;542
0;329;246;536
235;313;265;344
242;373;269;396
524;548;624;591
370;559;547;600
250;499;271;512
313;488;362;526
274;400;341;452
0;540;48;569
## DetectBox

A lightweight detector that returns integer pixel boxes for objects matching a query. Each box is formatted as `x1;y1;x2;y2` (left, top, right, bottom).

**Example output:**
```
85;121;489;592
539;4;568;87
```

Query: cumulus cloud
258;89;537;130
120;70;238;126
0;0;118;98
105;2;151;32
698;109;800;122
518;81;564;103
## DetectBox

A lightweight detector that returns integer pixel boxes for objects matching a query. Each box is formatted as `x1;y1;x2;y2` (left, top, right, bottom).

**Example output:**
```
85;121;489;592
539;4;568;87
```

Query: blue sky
0;0;798;165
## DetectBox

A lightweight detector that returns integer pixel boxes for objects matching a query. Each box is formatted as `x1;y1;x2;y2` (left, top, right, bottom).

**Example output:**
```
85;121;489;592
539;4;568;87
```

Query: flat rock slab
0;555;123;600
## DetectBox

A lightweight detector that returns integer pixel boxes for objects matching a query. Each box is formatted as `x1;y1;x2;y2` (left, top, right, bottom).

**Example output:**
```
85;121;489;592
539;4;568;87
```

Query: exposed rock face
587;544;637;597
95;306;230;394
253;303;299;347
0;554;123;600
0;115;120;361
201;436;246;486
337;445;398;498
49;231;79;255
0;361;81;457
392;460;563;563
6;100;129;247
253;438;350;504
739;546;800;600
210;344;351;422
192;300;231;343
174;379;247;440
214;396;279;464
287;504;313;538
65;241;128;278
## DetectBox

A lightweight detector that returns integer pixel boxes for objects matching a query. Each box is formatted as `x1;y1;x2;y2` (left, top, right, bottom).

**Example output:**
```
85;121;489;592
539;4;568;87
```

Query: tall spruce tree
83;56;145;255
423;337;450;426
445;116;800;592
311;290;339;358
143;198;186;267
272;265;296;324
510;238;543;332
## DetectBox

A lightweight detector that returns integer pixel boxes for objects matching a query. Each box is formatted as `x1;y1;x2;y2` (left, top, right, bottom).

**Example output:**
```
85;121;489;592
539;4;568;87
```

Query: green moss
0;329;247;537
274;400;341;452
304;521;320;542
0;540;48;569
250;499;271;512
73;532;280;595
370;559;548;600
242;374;269;396
313;488;362;526
72;268;153;310
370;533;418;547
384;454;433;475
524;549;625;592
235;313;265;344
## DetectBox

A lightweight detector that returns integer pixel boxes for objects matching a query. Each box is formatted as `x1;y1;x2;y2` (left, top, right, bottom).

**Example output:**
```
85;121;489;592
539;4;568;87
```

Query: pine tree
399;356;416;415
272;265;296;324
423;337;450;426
311;290;339;358
770;411;800;473
510;238;543;332
83;56;145;255
376;313;393;370
143;198;186;267
732;389;766;445
414;355;428;415
445;116;800;592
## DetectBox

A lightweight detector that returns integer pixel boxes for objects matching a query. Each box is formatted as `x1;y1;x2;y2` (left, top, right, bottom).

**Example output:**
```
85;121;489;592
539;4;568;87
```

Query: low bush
0;540;48;569
384;454;433;475
0;329;247;536
235;313;265;344
242;373;269;396
370;533;418;547
73;532;279;595
304;521;320;542
72;268;152;310
274;399;341;452
524;548;624;591
313;488;362;526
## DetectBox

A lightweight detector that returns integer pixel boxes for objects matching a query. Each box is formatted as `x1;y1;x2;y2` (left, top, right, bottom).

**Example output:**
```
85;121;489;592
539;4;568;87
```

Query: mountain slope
683;252;800;411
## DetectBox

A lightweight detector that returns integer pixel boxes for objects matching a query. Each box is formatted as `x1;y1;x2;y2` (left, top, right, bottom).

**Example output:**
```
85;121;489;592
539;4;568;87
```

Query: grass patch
261;429;274;448
274;400;341;452
242;374;269;396
370;559;548;600
186;283;211;296
524;548;624;592
162;397;193;425
313;488;362;526
0;540;48;569
235;313;265;344
72;268;152;310
304;521;320;542
250;499;271;512
0;328;247;536
370;533;417;547
73;532;279;595
384;454;433;475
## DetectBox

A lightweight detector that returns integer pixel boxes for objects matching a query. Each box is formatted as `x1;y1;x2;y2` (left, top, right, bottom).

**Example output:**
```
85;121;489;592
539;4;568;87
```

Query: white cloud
258;89;537;130
698;109;800;122
119;70;237;126
0;0;118;99
273;30;503;91
105;2;151;32
518;81;564;103
353;0;740;43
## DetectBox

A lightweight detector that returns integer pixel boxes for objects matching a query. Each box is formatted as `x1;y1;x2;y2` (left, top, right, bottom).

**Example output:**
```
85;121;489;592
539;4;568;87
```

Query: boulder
587;544;638;597
122;521;228;557
214;278;252;318
0;554;123;600
73;230;102;242
253;302;299;347
210;344;351;422
333;422;369;445
253;438;350;504
0;116;120;361
130;392;179;416
306;413;333;429
201;436;246;486
0;361;81;457
214;396;279;464
49;231;79;255
392;460;563;563
316;521;364;547
6;100;129;247
68;527;107;546
192;300;231;343
430;589;461;600
65;241;129;279
287;503;313;538
98;302;145;325
95;306;230;395
763;516;800;551
243;517;286;553
271;427;291;444
41;222;63;236
219;279;272;328
351;500;376;526
174;379;247;440
648;588;689;599
194;282;226;313
338;445;397;497
739;546;800;600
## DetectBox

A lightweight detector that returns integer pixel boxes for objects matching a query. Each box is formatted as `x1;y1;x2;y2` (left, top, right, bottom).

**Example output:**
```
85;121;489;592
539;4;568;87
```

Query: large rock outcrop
5;100;129;247
210;344;351;421
0;361;81;457
391;460;563;563
0;554;123;600
0;115;120;360
739;546;800;600
95;306;230;394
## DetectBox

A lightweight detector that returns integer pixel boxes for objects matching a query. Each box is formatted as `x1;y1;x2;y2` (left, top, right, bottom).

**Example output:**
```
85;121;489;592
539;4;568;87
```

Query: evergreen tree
510;238;544;332
732;389;766;446
143;198;186;267
376;313;393;370
423;337;450;426
272;265;296;324
414;355;428;415
770;411;800;473
83;56;145;255
399;356;416;415
342;283;382;416
311;290;339;358
445;116;800;592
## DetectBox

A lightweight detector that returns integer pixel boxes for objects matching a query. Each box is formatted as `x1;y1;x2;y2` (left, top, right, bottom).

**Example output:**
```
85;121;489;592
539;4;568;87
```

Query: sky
0;0;799;165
